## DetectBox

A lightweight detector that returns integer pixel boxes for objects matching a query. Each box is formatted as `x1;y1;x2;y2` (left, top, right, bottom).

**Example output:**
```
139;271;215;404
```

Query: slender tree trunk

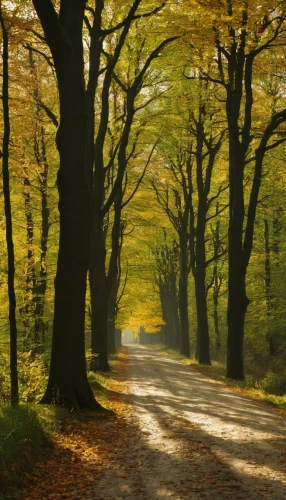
212;216;223;351
0;7;19;405
90;215;109;371
159;286;174;348
178;240;190;357
195;213;211;364
114;328;122;348
107;282;117;354
212;266;221;351
264;218;275;356
33;127;50;346
195;276;211;365
22;165;36;322
169;282;180;351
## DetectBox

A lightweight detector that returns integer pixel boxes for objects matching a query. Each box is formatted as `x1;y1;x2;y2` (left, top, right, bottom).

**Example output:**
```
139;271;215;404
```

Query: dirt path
95;344;286;499
18;345;286;500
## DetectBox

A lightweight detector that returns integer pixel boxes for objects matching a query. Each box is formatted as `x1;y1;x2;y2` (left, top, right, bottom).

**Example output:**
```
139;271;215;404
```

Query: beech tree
86;0;177;370
187;97;227;365
31;0;102;409
208;1;286;379
152;153;191;357
153;237;180;350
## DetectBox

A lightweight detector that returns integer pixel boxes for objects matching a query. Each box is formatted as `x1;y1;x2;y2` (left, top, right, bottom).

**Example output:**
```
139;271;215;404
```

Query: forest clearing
5;345;286;500
1;1;286;498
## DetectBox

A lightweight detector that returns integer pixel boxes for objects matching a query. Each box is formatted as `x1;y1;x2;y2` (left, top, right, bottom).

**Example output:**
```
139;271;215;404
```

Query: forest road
96;344;286;500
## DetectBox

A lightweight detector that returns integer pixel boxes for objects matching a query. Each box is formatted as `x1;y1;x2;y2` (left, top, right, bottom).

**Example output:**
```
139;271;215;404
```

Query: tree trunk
195;213;211;364
227;273;248;379
114;328;122;348
212;267;221;351
225;67;248;379
264;218;275;356
227;179;249;379
32;0;102;409
22;165;36;329
178;240;190;357
107;286;117;354
0;7;19;406
33;126;50;348
195;275;211;364
90;210;109;372
159;287;174;349
169;283;180;351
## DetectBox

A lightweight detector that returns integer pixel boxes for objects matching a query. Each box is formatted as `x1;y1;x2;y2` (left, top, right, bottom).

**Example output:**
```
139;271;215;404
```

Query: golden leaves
19;349;132;500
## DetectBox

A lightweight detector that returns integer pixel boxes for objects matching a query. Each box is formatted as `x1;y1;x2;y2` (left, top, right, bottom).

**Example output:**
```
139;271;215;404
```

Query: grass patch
143;343;286;413
0;404;66;499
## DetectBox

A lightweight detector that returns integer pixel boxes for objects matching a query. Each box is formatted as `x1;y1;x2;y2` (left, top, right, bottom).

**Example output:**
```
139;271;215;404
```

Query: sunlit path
95;344;286;499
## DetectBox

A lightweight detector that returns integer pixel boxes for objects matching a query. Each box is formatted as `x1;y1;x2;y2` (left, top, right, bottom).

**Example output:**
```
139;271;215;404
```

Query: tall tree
153;237;180;350
152;163;190;357
209;1;286;378
186;88;227;365
32;0;102;409
87;0;177;370
0;3;19;405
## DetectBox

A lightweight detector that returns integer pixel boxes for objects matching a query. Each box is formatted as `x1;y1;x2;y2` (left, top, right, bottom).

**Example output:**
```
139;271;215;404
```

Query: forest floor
16;344;286;500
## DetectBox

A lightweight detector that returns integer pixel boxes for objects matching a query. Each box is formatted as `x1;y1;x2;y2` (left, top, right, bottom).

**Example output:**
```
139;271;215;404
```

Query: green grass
144;343;286;412
0;404;65;499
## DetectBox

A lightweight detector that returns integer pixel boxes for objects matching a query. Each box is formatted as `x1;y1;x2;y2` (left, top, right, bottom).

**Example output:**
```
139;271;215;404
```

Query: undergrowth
0;404;65;499
0;349;125;499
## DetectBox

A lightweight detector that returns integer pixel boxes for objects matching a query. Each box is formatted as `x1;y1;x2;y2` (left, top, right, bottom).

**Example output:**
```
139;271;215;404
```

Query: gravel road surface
96;344;286;499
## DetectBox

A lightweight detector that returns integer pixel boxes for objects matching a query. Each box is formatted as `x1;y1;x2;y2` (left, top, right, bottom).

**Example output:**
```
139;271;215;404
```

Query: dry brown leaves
16;348;132;500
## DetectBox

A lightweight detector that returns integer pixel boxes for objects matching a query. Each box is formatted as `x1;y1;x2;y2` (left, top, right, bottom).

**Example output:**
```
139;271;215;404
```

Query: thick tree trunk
227;274;248;379
227;197;249;379
33;0;103;409
226;68;247;379
0;8;19;405
41;115;100;406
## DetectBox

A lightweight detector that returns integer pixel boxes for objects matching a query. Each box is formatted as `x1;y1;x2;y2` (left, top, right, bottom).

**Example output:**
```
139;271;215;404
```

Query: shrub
261;370;286;396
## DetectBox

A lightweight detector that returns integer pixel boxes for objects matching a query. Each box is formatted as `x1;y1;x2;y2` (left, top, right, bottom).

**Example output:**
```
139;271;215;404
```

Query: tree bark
178;238;190;357
33;127;50;347
32;0;102;409
195;225;211;364
226;147;247;379
264;218;275;356
22;165;36;328
0;6;19;406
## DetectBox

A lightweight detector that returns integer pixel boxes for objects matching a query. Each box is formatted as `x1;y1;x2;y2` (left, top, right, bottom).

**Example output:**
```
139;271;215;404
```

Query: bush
18;352;48;403
0;405;48;497
0;351;48;404
261;370;286;395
